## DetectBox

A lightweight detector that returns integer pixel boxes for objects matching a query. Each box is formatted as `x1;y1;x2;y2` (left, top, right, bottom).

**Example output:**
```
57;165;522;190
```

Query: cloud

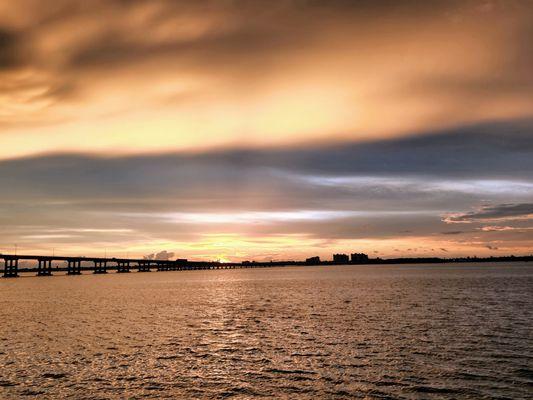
0;28;24;69
479;226;533;232
0;1;532;158
0;121;532;244
0;120;531;258
0;120;530;233
208;118;533;179
145;250;175;260
444;203;533;223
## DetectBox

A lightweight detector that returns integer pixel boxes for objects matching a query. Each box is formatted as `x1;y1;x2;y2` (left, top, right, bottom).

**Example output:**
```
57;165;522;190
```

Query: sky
1;0;532;261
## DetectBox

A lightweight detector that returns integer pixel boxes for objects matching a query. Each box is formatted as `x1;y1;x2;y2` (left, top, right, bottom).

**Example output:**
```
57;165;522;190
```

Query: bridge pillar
37;259;53;276
67;260;82;275
94;261;107;274
137;261;151;272
117;261;130;273
3;258;19;278
156;262;169;272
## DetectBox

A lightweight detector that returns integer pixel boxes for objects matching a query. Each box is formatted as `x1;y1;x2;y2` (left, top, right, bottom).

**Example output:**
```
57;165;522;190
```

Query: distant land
1;253;532;277
243;254;533;267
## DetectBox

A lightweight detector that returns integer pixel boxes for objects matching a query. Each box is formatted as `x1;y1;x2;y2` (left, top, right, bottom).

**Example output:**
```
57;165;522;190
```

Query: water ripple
0;263;532;398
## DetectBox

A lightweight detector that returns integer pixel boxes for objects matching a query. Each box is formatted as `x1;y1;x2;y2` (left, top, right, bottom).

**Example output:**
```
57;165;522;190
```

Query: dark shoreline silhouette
1;253;532;277
244;255;533;267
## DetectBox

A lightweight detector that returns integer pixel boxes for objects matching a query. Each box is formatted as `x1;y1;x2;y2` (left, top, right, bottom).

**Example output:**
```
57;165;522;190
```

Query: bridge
0;254;275;278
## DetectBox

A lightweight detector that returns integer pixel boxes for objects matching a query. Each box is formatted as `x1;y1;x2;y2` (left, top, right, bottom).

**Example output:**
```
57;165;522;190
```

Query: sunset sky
1;0;532;261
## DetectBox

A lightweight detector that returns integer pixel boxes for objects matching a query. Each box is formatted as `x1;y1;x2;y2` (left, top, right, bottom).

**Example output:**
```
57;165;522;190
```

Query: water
0;263;532;399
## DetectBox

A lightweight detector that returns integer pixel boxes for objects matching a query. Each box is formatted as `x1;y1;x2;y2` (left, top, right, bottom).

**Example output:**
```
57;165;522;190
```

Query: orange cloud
0;1;532;159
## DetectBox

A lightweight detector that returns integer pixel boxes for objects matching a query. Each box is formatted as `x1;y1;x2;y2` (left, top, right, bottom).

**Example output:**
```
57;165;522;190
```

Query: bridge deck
0;254;282;277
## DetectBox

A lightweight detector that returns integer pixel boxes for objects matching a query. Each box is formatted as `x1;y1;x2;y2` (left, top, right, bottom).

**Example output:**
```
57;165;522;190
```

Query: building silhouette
333;253;349;264
305;256;320;265
351;253;369;263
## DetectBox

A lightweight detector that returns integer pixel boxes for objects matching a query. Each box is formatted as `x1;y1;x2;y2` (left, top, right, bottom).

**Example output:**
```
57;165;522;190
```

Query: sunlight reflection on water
1;263;532;399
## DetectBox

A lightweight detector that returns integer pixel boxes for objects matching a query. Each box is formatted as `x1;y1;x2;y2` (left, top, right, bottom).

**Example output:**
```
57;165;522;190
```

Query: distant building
350;253;369;264
333;253;349;264
305;256;321;265
176;258;188;265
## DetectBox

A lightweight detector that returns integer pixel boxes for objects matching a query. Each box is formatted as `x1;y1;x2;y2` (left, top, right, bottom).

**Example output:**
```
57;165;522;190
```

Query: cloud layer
1;120;532;259
445;203;533;223
1;0;532;158
1;1;532;259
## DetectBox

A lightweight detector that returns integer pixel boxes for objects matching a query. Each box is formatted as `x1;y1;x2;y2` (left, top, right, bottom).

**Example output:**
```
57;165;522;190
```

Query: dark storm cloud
62;0;462;69
65;22;293;72
0;28;23;69
1;119;532;208
1;0;532;128
3;0;311;73
250;119;533;179
446;203;533;223
42;0;527;80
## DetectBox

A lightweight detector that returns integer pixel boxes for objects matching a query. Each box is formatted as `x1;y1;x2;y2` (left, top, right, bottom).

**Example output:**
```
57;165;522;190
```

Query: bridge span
0;254;275;278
